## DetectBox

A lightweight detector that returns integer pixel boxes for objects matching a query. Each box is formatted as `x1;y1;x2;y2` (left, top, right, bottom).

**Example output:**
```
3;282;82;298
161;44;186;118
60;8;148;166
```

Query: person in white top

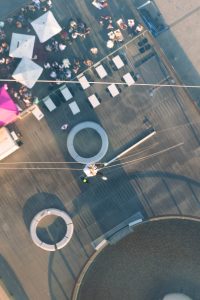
82;163;108;182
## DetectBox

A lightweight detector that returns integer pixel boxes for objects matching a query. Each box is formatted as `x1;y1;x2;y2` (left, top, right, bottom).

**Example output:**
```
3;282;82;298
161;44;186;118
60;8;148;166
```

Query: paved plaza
0;0;200;300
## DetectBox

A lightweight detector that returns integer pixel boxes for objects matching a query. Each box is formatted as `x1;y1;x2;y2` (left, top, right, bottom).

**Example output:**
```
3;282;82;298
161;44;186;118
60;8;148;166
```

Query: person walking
61;124;68;130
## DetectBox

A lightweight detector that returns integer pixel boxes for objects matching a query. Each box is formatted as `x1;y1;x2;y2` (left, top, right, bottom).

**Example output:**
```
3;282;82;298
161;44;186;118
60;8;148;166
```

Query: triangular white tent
31;11;62;43
12;58;43;89
9;33;35;59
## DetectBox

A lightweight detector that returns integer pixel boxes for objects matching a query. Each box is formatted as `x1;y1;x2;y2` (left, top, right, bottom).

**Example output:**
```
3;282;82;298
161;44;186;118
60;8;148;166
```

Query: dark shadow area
0;255;29;300
128;170;200;216
23;192;67;230
48;230;90;300
72;166;147;233
73;127;102;158
48;252;70;300
37;216;67;244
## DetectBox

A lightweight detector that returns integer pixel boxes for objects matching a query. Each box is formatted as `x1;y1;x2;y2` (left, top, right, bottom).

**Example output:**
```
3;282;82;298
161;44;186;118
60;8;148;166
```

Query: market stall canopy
0;85;19;127
9;33;35;59
31;11;62;43
12;58;43;89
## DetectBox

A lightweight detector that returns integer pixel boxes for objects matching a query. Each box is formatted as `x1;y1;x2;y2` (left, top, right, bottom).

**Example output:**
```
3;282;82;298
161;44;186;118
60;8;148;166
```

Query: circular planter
30;209;74;251
67;121;109;164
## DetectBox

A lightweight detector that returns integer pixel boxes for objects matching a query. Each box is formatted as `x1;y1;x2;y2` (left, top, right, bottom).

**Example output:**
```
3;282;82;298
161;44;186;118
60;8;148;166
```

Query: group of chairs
138;37;151;54
41;53;139;115
42;85;80;115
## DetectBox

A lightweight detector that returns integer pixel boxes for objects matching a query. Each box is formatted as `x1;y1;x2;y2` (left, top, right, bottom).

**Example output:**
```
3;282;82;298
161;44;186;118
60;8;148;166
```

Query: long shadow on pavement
0;255;29;300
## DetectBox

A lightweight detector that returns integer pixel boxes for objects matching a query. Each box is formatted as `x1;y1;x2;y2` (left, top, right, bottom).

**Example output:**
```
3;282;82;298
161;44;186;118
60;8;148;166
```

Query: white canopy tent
9;33;35;59
0;127;19;161
31;11;62;43
12;58;43;89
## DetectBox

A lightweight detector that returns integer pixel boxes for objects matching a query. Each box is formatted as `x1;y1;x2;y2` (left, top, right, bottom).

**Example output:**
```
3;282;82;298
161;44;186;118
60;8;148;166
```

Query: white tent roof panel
31;11;62;43
12;58;43;89
9;33;35;59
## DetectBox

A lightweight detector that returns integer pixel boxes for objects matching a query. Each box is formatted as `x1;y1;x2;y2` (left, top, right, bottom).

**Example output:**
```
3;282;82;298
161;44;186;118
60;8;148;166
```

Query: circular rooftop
77;219;200;300
163;294;192;300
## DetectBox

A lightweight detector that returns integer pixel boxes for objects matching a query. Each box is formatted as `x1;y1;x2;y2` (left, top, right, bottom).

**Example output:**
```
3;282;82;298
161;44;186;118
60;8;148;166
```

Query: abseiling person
81;163;107;183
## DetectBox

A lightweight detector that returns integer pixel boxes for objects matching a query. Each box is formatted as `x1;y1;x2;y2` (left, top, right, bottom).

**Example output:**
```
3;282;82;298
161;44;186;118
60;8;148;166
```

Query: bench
123;72;135;86
78;75;90;90
95;64;108;79
43;96;56;112
59;85;73;101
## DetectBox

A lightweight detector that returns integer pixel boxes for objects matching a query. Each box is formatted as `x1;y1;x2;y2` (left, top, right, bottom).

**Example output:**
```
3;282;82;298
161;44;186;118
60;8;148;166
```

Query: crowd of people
99;14;144;48
5;0;52;32
0;0;145;111
42;17;94;82
43;55;97;83
0;0;53;109
0;18;14;75
9;85;35;108
44;18;91;52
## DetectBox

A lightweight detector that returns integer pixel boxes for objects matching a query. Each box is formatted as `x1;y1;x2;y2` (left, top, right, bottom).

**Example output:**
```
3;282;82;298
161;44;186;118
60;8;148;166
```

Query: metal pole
104;130;156;166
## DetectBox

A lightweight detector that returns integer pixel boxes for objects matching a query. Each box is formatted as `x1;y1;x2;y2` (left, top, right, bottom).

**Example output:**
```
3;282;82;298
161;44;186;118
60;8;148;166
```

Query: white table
88;94;100;108
59;85;73;101
107;84;120;97
69;101;80;115
95;64;108;79
123;73;135;86
78;75;90;90
112;55;124;69
43;96;56;112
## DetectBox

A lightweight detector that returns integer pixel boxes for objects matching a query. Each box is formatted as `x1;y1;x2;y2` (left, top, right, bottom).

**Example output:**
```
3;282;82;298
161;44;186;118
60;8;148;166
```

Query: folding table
123;73;135;86
59;85;73;101
112;55;124;69
95;64;108;79
88;94;100;108
107;84;120;97
43;96;56;112
78;75;90;90
69;101;80;115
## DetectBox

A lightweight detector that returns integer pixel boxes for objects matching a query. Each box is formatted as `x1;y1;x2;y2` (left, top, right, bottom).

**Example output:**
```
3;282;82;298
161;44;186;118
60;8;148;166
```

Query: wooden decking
0;0;200;299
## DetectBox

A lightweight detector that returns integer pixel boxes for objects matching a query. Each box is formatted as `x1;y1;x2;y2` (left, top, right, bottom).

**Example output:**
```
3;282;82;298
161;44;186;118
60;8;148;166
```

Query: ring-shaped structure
30;208;74;251
67;121;109;164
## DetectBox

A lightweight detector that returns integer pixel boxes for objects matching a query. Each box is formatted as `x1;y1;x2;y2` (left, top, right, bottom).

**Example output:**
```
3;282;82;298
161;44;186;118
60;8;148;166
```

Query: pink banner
0;85;19;126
